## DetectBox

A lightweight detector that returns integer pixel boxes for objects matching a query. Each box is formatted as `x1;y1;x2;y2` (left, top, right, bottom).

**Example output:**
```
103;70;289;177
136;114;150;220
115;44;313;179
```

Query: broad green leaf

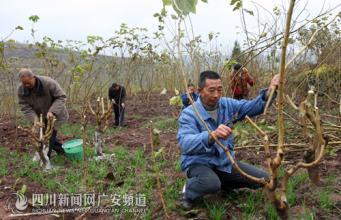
162;0;171;6
233;2;242;11
173;0;198;16
230;0;242;11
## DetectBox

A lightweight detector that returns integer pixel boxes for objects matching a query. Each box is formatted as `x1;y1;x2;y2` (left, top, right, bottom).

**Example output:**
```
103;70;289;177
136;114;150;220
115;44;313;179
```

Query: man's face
20;76;36;89
114;85;120;91
188;86;195;94
199;79;222;106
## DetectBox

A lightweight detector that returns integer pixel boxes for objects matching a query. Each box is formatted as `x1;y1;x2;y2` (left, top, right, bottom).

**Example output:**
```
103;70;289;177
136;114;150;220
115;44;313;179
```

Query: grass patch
287;171;308;206
205;201;227;220
0;147;8;177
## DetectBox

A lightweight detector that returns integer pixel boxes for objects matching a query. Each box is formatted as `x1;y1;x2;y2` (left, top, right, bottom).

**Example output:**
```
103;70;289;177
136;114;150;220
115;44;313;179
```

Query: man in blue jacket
177;70;279;209
181;83;199;109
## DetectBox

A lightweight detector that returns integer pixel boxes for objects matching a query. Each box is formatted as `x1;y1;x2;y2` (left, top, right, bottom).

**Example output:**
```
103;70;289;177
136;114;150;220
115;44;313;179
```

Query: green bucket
62;139;84;161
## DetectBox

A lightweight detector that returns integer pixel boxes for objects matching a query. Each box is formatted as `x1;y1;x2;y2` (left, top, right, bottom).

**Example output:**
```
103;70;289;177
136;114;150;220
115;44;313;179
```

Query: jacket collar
195;97;220;121
21;76;44;96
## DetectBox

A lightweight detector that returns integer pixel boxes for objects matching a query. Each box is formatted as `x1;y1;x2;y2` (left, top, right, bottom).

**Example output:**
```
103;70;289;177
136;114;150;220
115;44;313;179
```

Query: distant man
108;83;126;126
230;63;255;99
17;68;68;158
180;83;199;109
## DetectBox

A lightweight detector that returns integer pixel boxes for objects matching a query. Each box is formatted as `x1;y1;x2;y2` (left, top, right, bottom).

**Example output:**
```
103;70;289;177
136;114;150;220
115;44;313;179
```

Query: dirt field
0;92;340;219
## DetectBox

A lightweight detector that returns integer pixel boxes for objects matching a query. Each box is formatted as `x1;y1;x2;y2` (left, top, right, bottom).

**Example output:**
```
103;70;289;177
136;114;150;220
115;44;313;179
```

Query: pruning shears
224;118;238;129
224;113;248;128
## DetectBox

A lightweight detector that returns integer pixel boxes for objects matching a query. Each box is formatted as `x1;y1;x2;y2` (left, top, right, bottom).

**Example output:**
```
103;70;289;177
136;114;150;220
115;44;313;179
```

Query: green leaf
15;26;24;30
233;2;242;11
162;0;171;6
230;0;242;11
266;125;276;131
28;15;40;23
19;184;27;195
208;32;214;41
230;0;239;5
201;0;208;2
173;0;198;16
154;147;165;158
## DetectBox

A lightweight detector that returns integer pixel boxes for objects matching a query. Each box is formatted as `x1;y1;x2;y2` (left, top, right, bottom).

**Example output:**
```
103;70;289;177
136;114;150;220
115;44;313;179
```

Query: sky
0;0;340;52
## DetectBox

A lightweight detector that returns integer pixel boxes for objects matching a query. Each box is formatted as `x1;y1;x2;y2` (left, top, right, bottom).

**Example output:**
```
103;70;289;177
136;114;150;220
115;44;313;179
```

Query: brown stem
149;121;169;218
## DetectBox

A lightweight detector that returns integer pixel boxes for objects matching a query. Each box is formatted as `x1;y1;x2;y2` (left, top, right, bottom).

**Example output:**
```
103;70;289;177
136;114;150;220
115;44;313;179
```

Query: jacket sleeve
177;111;214;155
244;69;254;86
108;87;113;100
48;79;67;115
18;93;37;123
181;94;190;108
120;87;126;103
226;89;276;121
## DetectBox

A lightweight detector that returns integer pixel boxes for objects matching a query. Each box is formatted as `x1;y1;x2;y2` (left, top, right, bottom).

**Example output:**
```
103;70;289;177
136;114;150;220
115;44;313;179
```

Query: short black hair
187;83;195;88
233;63;242;71
112;83;118;88
198;71;221;88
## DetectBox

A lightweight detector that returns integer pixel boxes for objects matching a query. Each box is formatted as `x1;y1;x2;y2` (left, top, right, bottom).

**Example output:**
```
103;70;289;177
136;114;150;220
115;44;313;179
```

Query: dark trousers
113;104;125;126
48;129;65;158
185;162;268;201
42;119;65;157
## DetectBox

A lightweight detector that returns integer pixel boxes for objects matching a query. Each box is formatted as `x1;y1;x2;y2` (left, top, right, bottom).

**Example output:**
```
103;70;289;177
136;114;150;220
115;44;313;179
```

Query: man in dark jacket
108;83;126;126
180;83;199;109
17;68;69;158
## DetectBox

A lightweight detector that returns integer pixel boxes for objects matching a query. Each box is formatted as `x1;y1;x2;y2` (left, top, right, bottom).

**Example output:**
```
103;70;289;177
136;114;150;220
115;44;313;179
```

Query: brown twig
149;121;169;219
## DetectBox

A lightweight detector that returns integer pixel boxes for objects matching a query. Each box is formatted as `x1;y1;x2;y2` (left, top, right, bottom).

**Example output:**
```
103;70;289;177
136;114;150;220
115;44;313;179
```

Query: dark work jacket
17;76;69;129
108;86;126;105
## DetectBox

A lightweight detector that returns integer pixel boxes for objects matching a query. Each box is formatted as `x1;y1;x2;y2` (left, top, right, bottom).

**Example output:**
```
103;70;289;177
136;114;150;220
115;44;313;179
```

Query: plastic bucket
62;139;84;161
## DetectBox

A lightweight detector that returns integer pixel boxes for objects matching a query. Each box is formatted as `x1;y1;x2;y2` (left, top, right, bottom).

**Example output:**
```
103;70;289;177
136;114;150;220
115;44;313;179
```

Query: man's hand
33;116;43;128
270;74;280;88
208;124;232;144
47;112;54;120
265;74;281;99
121;103;125;108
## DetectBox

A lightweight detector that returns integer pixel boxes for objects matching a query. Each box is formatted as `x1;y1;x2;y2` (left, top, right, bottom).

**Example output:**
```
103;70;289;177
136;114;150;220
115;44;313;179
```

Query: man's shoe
180;194;194;210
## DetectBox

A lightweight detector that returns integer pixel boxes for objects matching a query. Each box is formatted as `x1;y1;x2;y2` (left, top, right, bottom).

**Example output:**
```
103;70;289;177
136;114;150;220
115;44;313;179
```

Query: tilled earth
0;92;340;219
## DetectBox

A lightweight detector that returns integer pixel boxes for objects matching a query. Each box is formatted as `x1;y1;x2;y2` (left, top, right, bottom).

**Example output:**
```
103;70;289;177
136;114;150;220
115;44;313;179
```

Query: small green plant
243;190;263;215
266;204;279;220
206;202;227;220
319;190;333;210
0;148;8;177
287;172;308;206
132;148;146;167
45;179;57;191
